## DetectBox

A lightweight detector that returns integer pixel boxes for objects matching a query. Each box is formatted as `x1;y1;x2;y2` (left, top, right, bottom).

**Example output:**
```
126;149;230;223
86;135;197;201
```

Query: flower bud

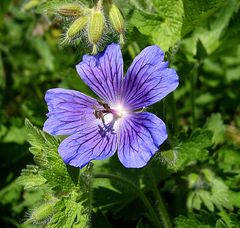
57;3;84;17
25;202;55;224
109;4;125;34
66;16;89;38
88;9;105;53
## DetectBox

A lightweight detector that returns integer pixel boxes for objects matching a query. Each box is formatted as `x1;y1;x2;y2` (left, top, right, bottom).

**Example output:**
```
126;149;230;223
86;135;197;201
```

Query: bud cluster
54;2;105;54
57;1;126;53
23;0;126;54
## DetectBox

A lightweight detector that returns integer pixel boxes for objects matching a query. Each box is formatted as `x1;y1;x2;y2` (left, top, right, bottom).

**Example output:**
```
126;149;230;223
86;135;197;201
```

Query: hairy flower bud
109;4;124;34
25;202;55;224
88;9;105;54
57;3;84;17
66;16;89;38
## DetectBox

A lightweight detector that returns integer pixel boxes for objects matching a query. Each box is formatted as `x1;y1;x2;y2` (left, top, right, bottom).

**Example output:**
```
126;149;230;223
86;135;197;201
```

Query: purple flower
43;43;179;168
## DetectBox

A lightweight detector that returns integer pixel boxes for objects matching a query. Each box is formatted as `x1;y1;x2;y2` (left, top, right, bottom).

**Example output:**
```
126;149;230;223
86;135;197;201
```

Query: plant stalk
96;0;103;9
190;62;199;129
147;167;172;228
93;173;162;227
168;93;178;134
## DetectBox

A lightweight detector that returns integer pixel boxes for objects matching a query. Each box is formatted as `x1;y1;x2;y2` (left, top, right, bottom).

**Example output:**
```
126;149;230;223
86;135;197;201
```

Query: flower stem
93;172;162;227
147;167;172;228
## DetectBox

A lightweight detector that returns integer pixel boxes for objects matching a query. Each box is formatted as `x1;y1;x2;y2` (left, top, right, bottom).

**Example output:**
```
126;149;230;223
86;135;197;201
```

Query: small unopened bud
66;16;89;38
57;3;84;17
88;10;105;53
25;202;55;224
109;4;125;34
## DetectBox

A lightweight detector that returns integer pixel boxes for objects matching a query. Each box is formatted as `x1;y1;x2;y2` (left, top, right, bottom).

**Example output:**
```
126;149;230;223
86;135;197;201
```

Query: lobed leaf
24;119;75;192
48;198;89;228
174;213;213;228
130;0;225;51
161;129;212;171
205;113;225;146
187;169;234;212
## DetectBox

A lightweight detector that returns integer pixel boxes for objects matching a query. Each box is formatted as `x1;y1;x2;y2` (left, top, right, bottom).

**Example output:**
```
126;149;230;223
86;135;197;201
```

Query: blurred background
0;0;240;227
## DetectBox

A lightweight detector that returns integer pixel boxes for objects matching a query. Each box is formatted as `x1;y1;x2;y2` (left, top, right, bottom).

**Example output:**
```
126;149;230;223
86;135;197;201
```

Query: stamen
93;102;127;125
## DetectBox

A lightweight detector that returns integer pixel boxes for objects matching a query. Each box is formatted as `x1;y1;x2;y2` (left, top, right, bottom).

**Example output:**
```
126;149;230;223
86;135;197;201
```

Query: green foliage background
0;0;240;227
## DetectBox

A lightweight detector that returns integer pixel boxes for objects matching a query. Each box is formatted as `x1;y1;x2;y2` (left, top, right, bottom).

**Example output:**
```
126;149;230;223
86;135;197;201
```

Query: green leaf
187;192;201;210
196;0;238;54
181;0;226;36
0;180;22;205
161;129;212;171
217;147;240;173
17;165;46;189
196;39;208;61
205;113;225;146
130;0;225;51
2;125;27;144
31;38;55;71
25;119;75;191
130;4;182;51
17;174;46;190
48;198;89;228
187;169;234;212
174;212;213;228
226;191;240;208
215;219;227;228
198;190;214;212
211;180;233;210
25;119;58;156
218;210;240;228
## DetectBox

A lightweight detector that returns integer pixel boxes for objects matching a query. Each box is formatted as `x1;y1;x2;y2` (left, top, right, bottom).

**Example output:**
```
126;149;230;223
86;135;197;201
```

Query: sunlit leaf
130;0;225;51
25;119;75;191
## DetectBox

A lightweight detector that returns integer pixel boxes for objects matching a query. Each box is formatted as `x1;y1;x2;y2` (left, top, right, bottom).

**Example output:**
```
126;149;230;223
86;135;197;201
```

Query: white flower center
112;104;127;118
93;102;128;126
103;104;127;124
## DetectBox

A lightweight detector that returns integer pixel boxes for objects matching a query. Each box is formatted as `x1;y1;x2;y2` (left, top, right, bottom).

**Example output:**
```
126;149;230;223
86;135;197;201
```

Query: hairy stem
93;173;162;227
147;167;172;228
96;0;103;9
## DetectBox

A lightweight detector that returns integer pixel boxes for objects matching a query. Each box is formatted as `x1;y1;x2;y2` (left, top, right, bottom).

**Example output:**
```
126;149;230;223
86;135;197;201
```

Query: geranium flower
43;43;179;168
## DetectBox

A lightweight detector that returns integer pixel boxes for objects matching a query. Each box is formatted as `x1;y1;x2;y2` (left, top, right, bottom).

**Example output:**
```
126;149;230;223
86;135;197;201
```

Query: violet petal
76;43;123;105
59;120;118;168
122;45;179;110
117;112;167;168
43;88;98;135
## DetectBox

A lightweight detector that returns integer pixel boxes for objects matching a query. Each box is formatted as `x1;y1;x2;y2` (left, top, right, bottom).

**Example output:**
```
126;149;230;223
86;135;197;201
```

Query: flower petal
59;120;118;168
121;45;179;110
118;112;167;168
76;43;123;105
43;88;98;135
